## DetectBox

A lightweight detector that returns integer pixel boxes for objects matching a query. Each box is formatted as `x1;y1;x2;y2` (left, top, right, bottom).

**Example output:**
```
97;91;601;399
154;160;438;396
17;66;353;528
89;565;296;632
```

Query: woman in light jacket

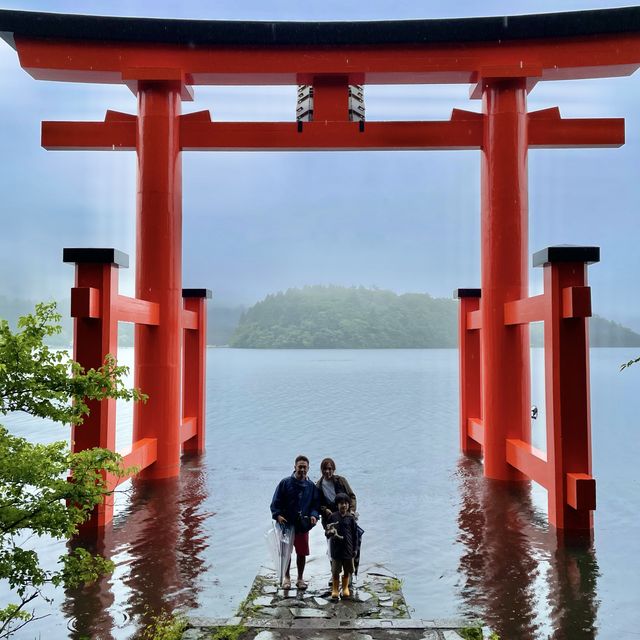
316;457;359;585
316;457;357;526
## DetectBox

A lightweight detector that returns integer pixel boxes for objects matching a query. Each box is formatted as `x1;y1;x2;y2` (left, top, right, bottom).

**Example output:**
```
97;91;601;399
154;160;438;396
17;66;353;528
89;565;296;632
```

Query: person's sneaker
282;578;291;590
296;579;308;590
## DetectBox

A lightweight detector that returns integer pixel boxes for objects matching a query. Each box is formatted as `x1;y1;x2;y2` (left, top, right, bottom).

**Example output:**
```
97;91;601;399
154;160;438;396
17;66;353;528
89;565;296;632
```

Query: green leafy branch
0;302;146;425
620;356;640;371
0;302;145;638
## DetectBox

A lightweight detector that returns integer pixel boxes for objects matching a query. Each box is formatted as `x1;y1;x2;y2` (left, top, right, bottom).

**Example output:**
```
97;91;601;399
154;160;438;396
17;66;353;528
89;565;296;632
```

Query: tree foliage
0;302;143;423
0;302;145;637
230;285;458;349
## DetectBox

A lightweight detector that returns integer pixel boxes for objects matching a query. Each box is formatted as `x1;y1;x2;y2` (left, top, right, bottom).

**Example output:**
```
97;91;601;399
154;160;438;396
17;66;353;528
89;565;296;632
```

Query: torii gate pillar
480;77;531;481
133;79;183;479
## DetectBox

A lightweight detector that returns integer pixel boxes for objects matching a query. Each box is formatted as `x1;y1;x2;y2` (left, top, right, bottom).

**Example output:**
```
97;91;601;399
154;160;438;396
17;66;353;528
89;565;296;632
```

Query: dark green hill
589;315;640;347
230;286;458;348
230;286;640;349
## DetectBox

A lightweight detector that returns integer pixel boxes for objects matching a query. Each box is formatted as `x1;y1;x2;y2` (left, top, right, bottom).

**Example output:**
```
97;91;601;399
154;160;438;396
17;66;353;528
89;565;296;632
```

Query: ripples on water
1;347;639;639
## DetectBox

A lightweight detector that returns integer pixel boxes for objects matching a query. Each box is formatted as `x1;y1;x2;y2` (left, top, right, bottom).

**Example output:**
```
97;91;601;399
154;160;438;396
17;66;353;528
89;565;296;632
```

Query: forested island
229;285;640;349
230;286;457;348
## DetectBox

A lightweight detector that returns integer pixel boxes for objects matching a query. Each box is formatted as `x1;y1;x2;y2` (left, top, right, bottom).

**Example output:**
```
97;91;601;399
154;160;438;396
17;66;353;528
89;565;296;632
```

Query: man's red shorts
294;531;310;556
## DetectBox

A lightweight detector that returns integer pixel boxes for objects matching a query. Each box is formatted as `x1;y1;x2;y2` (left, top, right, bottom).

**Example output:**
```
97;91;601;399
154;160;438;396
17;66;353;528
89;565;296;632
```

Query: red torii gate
1;7;638;531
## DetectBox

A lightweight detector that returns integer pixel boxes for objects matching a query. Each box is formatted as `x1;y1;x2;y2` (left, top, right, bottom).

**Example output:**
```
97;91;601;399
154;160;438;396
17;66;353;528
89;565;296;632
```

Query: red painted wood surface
456;291;482;456
182;294;209;454
132;80;184;480
65;253;210;527
13;34;640;86
480;78;531;482
457;251;598;531
41;114;623;152
70;261;120;528
543;261;595;530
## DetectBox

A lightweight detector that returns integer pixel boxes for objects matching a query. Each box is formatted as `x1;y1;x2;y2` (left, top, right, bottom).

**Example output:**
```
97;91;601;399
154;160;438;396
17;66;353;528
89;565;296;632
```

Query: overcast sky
1;1;640;330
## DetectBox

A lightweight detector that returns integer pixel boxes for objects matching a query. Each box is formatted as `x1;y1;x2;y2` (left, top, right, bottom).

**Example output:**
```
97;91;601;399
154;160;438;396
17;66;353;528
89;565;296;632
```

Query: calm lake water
2;347;640;639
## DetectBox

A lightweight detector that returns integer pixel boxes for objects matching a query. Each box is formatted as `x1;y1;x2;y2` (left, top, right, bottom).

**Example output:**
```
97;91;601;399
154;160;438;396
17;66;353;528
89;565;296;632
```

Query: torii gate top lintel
2;7;640;87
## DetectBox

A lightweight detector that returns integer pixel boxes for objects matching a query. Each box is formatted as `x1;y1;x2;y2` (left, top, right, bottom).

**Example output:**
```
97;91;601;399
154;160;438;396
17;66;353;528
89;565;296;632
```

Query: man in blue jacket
270;455;320;590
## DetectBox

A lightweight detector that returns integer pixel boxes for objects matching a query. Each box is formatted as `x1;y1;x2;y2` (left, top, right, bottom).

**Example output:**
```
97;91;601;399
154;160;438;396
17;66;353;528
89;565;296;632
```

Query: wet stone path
184;565;494;639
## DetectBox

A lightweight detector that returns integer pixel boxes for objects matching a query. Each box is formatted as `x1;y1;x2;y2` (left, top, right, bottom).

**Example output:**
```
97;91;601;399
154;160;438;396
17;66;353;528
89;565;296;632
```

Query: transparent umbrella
266;522;295;585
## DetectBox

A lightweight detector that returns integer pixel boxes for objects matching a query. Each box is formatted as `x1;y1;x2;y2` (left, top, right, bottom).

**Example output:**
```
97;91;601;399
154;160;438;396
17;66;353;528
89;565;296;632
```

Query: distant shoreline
5;289;640;350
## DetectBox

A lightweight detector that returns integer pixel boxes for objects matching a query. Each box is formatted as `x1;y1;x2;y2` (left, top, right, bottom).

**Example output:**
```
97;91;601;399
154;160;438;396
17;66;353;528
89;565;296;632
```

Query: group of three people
270;455;358;600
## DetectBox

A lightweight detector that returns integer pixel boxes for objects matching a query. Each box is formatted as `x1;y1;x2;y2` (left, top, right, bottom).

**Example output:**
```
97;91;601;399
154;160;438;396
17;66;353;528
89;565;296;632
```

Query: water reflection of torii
63;456;212;639
456;457;599;640
0;7;636;532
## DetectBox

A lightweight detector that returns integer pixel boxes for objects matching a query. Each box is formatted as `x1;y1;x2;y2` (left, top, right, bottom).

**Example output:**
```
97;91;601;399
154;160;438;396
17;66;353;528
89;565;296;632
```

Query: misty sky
1;1;640;330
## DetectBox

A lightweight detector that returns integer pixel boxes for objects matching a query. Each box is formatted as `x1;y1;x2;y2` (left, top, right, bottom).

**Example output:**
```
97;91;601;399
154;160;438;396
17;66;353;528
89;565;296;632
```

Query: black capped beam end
63;247;129;267
454;288;481;299
532;245;600;268
182;288;212;299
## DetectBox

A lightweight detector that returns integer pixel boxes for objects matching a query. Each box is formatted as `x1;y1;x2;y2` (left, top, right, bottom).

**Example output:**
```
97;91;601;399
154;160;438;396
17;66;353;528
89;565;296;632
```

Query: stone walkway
184;565;495;639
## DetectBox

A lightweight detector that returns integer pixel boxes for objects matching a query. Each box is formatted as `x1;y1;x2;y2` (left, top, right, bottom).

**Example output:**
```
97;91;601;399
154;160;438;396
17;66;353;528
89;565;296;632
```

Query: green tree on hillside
230;285;458;349
0;303;145;637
